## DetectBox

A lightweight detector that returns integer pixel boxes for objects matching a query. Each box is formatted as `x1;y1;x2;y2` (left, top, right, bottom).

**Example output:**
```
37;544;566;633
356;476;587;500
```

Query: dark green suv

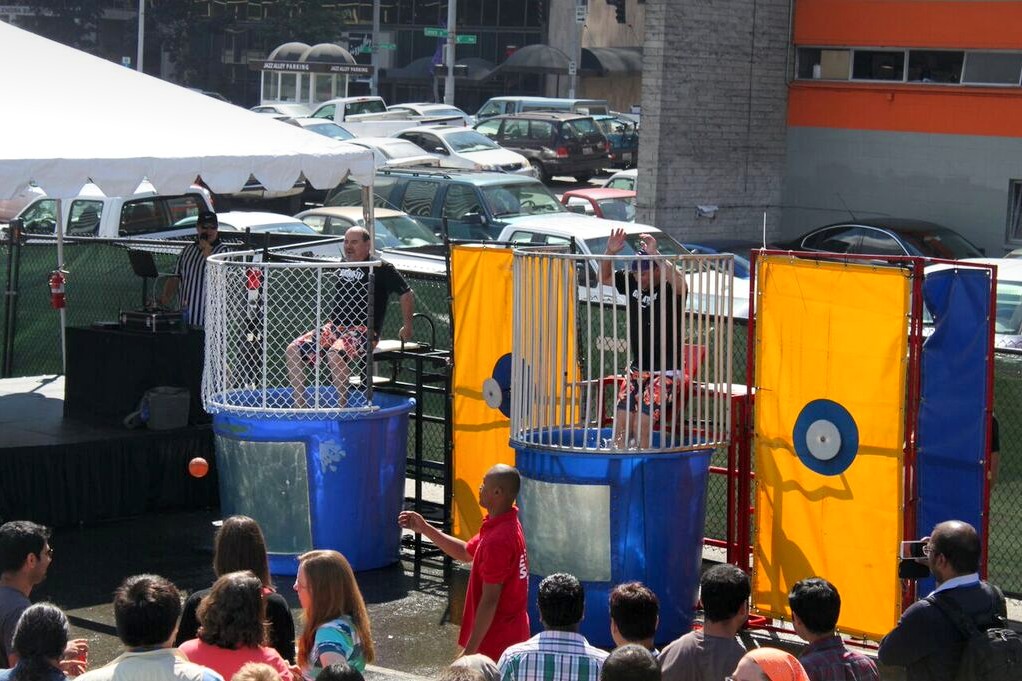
324;167;567;240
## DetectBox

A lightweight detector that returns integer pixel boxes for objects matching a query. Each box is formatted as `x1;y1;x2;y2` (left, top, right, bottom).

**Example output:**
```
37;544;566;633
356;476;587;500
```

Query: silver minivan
474;96;610;121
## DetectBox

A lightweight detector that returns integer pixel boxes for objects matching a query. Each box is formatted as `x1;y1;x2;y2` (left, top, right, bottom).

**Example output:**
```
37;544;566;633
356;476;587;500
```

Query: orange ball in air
188;457;209;478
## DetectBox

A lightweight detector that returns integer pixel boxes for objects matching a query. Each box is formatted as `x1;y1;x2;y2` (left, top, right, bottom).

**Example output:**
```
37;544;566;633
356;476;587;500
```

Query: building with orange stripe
785;0;1022;253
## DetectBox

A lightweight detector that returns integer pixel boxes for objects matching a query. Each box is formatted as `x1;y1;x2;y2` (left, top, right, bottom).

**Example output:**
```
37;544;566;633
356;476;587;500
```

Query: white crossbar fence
510;249;734;452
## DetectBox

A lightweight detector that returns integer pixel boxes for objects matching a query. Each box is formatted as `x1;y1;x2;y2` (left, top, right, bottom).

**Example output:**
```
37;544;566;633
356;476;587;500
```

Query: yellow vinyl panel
752;256;909;640
517;254;580;437
450;245;516;539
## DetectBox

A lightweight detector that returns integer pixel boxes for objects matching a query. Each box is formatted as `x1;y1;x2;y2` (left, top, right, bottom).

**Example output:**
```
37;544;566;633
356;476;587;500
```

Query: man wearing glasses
159;211;230;327
0;521;87;672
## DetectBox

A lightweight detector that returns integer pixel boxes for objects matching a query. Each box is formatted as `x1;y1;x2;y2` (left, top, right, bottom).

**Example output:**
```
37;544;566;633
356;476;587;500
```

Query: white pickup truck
308;96;463;137
12;182;214;240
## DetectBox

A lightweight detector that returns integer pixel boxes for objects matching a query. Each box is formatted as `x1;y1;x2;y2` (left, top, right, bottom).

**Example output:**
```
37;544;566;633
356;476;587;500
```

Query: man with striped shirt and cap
160;210;230;326
497;573;607;681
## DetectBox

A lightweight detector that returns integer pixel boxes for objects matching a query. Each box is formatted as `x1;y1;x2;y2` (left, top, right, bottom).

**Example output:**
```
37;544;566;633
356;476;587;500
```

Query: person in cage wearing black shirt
285;226;413;408
600;228;687;448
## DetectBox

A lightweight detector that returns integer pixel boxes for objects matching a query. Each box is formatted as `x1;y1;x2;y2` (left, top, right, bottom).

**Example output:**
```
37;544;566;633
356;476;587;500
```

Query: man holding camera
159;210;229;327
878;520;1007;681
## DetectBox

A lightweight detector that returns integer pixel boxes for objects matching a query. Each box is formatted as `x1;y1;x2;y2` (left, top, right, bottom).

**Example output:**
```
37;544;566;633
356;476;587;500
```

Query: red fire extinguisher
245;267;262;308
49;270;66;310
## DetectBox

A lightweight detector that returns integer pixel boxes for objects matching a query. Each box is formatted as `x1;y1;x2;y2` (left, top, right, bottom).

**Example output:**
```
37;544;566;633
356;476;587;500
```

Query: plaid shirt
497;631;609;681
800;635;879;681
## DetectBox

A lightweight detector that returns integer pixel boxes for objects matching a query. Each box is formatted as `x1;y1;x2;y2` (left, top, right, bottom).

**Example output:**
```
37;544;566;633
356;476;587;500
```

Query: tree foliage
252;0;351;48
19;0;104;52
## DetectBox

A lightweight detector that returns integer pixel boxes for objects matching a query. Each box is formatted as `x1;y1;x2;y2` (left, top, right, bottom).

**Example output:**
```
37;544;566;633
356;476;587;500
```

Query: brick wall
637;0;790;244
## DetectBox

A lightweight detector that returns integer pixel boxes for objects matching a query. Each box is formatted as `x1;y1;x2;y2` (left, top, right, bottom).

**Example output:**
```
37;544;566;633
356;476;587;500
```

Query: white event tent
0;20;377;370
0;20;374;201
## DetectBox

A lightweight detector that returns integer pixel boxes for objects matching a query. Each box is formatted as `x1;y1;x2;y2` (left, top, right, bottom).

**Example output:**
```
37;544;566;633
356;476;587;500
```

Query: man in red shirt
398;464;529;660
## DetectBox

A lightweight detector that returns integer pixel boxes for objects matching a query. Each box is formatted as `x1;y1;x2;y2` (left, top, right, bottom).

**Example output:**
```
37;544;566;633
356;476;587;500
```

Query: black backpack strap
926;592;983;638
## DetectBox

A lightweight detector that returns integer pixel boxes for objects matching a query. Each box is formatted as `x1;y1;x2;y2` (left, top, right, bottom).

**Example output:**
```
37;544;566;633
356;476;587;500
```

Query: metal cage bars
510;249;734;453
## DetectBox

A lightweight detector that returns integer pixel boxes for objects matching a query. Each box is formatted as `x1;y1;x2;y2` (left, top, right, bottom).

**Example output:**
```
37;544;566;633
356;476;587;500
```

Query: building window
796;48;849;80
852;50;905;81
1007;180;1022;244
907;50;963;84
963;52;1022;85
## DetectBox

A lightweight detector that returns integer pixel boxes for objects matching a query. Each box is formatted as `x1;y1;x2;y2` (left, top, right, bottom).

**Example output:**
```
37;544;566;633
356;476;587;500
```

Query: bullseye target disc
792;399;859;476
482;353;513;417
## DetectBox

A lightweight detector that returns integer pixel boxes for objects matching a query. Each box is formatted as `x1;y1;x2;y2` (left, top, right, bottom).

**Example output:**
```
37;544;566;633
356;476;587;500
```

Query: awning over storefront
581;47;643;75
382;56;495;83
487;44;642;78
489;43;576;75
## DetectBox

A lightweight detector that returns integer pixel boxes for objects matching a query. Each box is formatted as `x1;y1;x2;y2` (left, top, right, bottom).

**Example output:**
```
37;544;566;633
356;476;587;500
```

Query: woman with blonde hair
293;550;374;677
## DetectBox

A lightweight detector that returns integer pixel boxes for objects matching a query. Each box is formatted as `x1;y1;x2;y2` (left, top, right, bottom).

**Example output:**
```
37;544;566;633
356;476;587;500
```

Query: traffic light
606;0;626;23
536;0;546;24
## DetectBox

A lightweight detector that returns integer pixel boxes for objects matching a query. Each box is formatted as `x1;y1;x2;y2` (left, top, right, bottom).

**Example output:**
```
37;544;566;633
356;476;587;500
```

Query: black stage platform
0;376;218;527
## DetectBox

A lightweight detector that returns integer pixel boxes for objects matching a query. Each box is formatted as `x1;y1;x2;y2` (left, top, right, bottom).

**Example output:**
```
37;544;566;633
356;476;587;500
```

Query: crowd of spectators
0;508;1007;681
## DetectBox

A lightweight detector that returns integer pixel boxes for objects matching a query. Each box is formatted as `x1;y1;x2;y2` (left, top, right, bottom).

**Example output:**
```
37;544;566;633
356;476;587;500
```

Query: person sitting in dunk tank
599;228;688;448
285;226;413;408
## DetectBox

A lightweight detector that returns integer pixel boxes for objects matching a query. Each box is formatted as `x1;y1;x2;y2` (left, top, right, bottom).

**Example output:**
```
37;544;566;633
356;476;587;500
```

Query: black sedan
780;218;983;260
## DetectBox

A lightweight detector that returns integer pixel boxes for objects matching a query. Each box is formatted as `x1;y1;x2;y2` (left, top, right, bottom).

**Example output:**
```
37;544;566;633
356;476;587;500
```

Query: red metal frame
981;262;997;580
690;252;997;644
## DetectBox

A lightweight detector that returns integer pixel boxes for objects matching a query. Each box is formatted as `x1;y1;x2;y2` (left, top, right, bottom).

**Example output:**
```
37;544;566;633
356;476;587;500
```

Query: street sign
359;45;372;54
568;60;577;76
575;6;587;22
424;27;448;38
455;34;477;45
378;43;397;50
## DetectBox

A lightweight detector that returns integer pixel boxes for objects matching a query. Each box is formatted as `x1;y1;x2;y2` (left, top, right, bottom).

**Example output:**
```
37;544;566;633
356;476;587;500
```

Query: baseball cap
196;211;218;229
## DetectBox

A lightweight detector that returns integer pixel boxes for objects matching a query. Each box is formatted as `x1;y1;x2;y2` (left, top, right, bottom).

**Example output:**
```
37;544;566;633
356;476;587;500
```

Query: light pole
370;0;381;95
136;0;144;72
444;0;456;105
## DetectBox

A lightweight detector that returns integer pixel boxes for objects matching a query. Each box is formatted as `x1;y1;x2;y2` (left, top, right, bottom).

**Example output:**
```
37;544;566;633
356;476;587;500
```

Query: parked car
780;218;983;259
188;88;230;103
295;206;445;276
602;168;637;191
175;211;344;258
295;206;439;246
0;184;45;222
289;117;355;140
252;103;312;118
326;167;607;241
681;239;764;279
394;125;534;176
474;96;610;121
473;112;610;183
496;220;748;318
966;259;1022;348
13;182;212;239
387;103;473;126
593;115;639;169
560;188;636;222
347;137;440;169
310;95;463;137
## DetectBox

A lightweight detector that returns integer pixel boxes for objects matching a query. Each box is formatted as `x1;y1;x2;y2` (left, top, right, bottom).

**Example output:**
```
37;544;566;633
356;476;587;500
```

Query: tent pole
362;184;376;252
55;198;66;375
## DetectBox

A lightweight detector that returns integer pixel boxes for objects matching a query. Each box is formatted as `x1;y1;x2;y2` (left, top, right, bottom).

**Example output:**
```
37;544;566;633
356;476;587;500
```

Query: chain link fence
204;251;376;417
3;238;1022;595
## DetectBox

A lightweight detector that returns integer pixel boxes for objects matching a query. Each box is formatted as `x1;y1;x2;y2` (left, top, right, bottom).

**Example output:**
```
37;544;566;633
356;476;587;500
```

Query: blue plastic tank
212;391;415;575
513;427;712;647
